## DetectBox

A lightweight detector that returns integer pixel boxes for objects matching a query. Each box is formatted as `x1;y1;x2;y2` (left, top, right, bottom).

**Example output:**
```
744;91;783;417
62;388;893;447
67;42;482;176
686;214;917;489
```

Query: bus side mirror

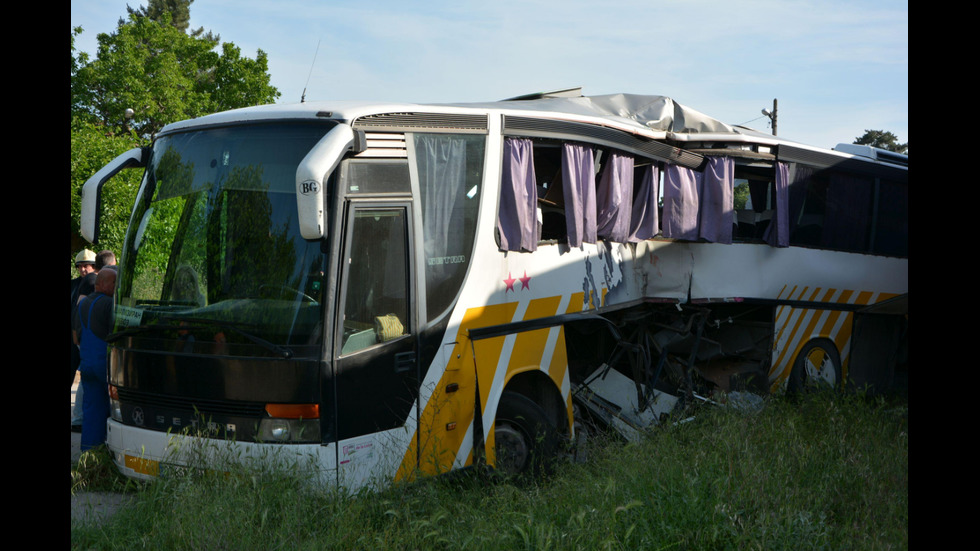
80;147;148;244
296;125;355;240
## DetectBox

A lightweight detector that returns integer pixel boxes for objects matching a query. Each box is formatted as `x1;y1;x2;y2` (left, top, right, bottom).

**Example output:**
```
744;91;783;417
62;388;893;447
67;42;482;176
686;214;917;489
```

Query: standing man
71;250;96;386
95;250;116;271
71;249;96;432
73;267;117;450
72;250;117;431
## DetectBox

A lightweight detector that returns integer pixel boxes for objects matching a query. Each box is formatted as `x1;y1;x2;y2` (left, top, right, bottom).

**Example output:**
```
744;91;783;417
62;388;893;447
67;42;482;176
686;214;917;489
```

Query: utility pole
761;99;778;136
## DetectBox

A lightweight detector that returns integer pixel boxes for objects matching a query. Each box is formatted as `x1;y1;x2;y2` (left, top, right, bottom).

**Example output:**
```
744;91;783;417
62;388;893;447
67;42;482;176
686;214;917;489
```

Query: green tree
854;130;908;155
71;8;280;259
70;119;143;269
71;26;91;123
127;0;193;33
72;14;278;139
125;0;215;40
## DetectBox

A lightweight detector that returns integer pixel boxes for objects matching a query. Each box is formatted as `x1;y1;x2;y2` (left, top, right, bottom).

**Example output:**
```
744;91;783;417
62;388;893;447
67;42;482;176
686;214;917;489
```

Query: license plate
124;454;160;476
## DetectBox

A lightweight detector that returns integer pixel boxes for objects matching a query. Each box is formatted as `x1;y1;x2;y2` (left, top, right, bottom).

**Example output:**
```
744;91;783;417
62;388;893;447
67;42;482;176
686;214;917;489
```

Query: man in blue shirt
73;267;116;451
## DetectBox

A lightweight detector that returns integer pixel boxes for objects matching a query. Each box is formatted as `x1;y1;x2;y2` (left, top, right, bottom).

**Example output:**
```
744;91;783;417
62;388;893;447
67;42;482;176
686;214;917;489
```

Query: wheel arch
501;368;570;438
788;337;843;392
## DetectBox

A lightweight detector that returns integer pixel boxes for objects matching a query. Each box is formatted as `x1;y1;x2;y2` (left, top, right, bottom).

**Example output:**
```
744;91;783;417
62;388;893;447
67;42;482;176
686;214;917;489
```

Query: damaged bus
79;92;908;488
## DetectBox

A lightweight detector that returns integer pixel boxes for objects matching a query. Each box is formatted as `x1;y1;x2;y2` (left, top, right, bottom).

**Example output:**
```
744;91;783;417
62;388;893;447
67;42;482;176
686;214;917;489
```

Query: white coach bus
79;91;908;488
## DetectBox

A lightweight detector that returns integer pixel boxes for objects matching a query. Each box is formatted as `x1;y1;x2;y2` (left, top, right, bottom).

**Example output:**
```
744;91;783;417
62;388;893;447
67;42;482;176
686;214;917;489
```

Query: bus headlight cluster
257;418;320;443
109;385;122;421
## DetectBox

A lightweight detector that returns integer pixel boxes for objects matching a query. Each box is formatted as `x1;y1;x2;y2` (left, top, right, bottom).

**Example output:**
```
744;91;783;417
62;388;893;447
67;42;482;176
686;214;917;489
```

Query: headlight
257;418;320;443
109;385;122;421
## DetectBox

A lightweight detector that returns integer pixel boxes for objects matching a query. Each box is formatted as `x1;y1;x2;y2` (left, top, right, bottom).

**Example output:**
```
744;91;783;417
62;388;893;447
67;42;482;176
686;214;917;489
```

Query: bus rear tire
494;391;559;478
788;338;842;392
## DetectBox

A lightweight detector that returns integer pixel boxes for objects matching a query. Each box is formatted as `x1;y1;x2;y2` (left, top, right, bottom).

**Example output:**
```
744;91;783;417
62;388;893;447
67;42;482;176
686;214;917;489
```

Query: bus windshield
116;122;335;359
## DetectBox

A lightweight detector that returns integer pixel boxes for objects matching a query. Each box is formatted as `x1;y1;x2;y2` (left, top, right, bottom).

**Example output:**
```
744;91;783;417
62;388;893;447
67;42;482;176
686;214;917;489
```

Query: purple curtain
497;138;538;252
628;165;659;242
561;143;596;246
596;152;634;243
765;162;790;247
663;164;701;240
699;157;734;244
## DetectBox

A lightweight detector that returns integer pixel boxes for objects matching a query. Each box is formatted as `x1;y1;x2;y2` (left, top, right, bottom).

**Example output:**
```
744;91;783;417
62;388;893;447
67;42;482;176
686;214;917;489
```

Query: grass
71;391;907;550
71;446;134;495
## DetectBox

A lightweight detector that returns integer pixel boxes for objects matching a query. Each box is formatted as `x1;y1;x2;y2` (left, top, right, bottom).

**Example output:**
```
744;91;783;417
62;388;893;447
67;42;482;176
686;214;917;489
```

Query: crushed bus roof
161;94;752;140
158;92;906;170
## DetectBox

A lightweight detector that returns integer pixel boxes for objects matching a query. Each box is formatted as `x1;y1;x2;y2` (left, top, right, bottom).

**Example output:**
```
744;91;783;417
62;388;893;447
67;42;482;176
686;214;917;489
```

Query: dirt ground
71;374;129;525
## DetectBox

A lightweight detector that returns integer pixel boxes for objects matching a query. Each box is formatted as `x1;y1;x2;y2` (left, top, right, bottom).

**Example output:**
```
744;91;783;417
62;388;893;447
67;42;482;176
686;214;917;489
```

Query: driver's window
340;207;410;355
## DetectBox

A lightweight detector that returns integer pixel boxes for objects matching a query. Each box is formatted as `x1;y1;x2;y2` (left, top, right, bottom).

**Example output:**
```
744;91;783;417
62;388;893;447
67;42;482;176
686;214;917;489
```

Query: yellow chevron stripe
855;291;874;305
550;328;574;433
482;296;567;466
833;312;853;379
400;291;583;479
776;285;790;300
397;302;518;481
558;292;587;434
774;298;811;369
504;296;562;380
768;287;894;391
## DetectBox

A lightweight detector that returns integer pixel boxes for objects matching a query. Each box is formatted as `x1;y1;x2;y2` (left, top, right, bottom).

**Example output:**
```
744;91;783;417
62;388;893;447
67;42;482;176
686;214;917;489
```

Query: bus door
330;201;418;484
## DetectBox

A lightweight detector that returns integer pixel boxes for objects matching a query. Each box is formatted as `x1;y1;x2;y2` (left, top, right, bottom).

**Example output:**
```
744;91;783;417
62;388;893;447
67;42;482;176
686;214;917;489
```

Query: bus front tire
493;391;559;478
788;338;842;392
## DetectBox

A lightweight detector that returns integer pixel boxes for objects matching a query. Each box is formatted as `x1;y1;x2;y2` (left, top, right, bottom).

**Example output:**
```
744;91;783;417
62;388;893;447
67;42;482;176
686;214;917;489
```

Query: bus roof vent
833;143;908;168
353;112;488;133
781;144;907;182
354;132;408;158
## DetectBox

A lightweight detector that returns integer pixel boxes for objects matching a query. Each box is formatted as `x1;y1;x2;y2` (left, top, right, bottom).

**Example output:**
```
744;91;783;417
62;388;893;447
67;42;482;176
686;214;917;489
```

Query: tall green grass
71;392;907;550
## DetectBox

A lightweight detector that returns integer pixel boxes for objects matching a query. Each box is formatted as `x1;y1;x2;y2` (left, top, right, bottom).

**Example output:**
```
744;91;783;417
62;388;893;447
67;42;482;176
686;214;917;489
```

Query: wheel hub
804;347;837;386
495;423;529;474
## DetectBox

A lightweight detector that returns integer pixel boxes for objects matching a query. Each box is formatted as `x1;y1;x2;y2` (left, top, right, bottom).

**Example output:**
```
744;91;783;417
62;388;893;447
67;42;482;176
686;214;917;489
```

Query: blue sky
71;1;908;150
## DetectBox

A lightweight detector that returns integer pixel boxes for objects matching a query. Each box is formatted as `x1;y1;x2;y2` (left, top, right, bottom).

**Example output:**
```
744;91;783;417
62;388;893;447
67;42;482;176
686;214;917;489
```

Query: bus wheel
789;338;841;392
494;391;558;478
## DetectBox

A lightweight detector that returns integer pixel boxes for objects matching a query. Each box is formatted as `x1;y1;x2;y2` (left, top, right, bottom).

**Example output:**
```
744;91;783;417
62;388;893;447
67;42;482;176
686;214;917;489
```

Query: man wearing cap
71;250;97;432
68;253;95;380
71;250;96;300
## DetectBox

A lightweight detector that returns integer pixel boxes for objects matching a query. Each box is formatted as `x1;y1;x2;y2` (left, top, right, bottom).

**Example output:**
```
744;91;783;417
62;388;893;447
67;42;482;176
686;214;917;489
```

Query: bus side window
526;141;643;246
733;166;775;242
787;168;876;254
412;133;484;321
534;143;567;243
872;178;907;257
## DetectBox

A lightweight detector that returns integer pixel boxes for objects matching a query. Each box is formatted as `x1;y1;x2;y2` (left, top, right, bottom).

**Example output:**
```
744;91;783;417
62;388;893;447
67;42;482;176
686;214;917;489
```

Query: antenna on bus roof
501;87;583;101
300;39;321;103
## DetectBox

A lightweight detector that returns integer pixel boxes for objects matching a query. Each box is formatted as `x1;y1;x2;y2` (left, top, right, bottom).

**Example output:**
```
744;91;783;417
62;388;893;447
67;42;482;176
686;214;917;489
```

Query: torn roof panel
453;93;740;135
